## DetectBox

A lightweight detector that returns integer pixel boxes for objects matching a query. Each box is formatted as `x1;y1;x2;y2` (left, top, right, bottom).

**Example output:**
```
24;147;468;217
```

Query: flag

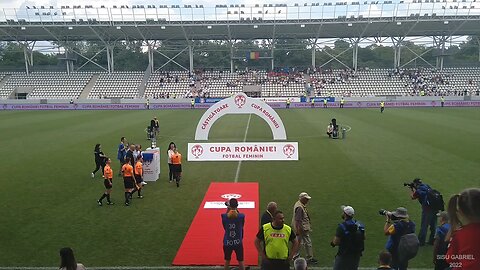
247;51;260;60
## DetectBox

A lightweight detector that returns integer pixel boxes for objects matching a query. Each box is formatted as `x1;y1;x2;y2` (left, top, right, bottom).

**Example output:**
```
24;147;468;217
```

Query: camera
378;209;400;220
378;209;391;216
403;182;415;189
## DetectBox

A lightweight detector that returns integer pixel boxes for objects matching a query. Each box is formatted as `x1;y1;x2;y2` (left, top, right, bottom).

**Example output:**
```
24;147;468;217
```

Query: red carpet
173;182;259;266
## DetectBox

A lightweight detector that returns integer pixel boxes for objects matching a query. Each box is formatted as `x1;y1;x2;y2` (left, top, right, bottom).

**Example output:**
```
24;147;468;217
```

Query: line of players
95;137;146;206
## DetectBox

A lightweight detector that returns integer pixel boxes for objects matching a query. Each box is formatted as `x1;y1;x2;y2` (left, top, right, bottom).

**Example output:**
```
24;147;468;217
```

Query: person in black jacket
91;144;107;178
126;144;135;167
261;202;277;226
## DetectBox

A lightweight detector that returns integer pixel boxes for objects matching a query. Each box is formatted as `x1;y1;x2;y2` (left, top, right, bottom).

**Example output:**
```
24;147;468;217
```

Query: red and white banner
187;142;299;161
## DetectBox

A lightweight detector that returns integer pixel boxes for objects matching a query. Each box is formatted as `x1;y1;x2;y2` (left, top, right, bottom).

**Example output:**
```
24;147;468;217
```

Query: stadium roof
1;2;479;41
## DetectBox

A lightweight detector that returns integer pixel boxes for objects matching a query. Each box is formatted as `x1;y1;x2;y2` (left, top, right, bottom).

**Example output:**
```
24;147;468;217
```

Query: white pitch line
234;114;252;183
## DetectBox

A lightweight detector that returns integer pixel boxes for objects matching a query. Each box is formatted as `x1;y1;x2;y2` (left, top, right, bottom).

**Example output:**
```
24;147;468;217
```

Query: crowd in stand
143;66;479;99
389;67;479;97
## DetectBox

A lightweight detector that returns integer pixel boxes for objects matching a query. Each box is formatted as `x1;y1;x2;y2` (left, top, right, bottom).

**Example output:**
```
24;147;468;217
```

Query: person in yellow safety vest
323;98;328;108
380;101;385;113
311;98;315;108
255;210;300;270
340;98;345;108
191;99;195;109
286;98;291;109
441;96;445;107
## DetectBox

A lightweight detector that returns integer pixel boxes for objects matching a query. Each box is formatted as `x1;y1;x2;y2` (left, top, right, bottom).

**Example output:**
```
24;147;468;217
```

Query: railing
1;1;479;24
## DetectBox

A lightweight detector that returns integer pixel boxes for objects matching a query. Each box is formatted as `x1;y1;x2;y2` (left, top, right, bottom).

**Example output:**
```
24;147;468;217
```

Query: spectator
446;188;480;270
377;251;393;270
292;192;318;265
261;201;277;226
294;257;308;270
331;206;365;270
433;211;450;270
384;207;416;270
255;210;300;270
59;247;86;270
409;178;437;246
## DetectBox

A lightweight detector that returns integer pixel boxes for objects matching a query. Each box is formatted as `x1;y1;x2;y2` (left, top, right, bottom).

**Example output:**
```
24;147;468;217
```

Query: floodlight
443;20;449;24
161;26;166;29
347;23;353;26
116;26;121;29
68;26;73;30
396;21;402;25
300;24;305;27
207;25;212;29
253;25;258;28
21;26;26;30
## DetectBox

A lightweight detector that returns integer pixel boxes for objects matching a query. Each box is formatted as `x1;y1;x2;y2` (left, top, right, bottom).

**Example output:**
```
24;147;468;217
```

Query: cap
299;192;311;200
342;205;355;217
392;207;409;219
228;198;238;208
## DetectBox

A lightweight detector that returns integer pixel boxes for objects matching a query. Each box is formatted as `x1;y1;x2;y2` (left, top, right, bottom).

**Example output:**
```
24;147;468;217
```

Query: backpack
427;188;445;212
397;222;419;262
339;220;365;255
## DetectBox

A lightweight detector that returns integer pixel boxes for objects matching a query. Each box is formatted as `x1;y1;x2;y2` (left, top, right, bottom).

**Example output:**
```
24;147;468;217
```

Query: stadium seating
87;71;144;99
0;72;93;99
144;71;192;99
0;68;478;99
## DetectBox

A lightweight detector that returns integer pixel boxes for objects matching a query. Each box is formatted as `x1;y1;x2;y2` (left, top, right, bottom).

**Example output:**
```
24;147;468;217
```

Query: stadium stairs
79;74;99;99
0;74;10;89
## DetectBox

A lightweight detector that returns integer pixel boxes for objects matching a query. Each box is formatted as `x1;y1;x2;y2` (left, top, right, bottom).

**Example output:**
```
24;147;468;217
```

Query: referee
171;147;183;188
97;158;114;206
122;157;135;206
133;156;144;199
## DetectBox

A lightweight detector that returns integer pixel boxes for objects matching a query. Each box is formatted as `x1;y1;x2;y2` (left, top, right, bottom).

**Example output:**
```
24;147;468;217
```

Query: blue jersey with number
221;212;245;247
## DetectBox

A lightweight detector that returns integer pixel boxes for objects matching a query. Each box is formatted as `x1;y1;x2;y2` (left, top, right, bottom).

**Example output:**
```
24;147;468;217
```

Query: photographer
383;207;416;270
331;206;365;270
409;178;436;246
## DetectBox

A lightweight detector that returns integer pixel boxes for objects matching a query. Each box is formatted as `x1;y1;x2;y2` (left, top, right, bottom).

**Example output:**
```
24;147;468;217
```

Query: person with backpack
433;211;450;270
384;207;417;270
330;205;365;270
410;178;439;246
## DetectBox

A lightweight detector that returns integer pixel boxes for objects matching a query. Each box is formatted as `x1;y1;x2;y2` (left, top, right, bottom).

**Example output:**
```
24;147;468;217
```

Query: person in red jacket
446;188;480;270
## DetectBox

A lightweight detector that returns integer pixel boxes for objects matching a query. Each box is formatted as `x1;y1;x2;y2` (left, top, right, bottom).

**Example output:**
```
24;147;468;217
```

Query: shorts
223;244;244;261
104;179;113;189
172;164;182;173
134;175;143;184
123;176;135;189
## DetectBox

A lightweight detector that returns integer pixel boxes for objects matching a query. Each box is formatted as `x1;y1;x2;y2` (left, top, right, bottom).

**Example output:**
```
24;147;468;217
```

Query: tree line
0;37;478;72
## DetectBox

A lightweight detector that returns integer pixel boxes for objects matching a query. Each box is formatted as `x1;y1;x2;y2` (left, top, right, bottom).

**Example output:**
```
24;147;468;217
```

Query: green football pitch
1;108;479;268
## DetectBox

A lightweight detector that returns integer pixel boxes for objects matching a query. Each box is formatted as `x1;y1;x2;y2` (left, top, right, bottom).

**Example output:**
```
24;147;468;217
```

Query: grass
0;107;479;268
